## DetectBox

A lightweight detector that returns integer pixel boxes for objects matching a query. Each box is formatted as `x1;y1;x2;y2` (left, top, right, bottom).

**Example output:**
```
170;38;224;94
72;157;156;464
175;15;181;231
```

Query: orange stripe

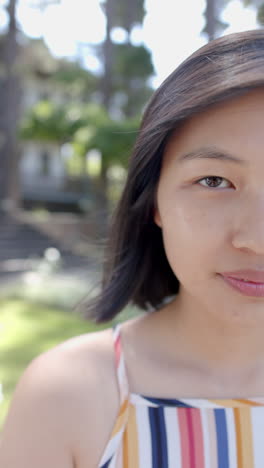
234;408;244;468
210;399;249;408
127;406;139;468
234;399;264;407
210;398;264;408
239;408;254;467
123;421;129;468
112;399;129;436
122;406;139;468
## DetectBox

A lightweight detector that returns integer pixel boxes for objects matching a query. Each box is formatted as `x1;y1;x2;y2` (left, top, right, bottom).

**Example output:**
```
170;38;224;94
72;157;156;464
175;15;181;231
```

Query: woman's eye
196;176;231;189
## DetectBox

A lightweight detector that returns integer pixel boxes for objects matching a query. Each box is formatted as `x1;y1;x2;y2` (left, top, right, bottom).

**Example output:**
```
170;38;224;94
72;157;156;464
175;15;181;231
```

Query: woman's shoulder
50;328;122;467
0;328;121;468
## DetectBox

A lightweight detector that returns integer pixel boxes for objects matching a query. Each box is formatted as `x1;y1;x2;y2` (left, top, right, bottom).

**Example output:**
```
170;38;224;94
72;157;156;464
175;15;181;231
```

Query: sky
2;0;259;87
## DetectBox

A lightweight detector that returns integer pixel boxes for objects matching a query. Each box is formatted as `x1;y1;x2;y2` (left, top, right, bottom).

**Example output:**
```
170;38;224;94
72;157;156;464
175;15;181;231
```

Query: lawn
0;299;109;428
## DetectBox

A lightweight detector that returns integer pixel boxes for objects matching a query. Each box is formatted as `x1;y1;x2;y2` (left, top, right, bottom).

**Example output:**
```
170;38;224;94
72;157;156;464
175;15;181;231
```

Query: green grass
0;298;140;429
0;299;106;428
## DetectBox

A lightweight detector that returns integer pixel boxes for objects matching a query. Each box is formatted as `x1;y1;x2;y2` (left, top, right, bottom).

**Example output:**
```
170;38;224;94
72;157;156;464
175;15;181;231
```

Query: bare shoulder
0;328;120;468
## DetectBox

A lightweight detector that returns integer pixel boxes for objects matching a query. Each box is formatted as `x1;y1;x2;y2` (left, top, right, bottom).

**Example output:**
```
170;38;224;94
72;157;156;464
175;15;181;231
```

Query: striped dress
98;325;264;467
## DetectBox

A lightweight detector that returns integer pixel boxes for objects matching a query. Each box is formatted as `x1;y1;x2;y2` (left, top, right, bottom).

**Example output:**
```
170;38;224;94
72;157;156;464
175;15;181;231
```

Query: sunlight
223;0;258;33
13;0;260;86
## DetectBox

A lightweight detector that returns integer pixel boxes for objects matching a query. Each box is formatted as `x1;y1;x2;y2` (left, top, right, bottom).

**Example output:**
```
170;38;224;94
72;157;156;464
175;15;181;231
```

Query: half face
155;88;264;321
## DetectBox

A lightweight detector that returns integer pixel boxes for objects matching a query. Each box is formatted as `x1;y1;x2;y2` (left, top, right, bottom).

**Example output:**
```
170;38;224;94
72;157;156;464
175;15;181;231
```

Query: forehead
164;87;264;161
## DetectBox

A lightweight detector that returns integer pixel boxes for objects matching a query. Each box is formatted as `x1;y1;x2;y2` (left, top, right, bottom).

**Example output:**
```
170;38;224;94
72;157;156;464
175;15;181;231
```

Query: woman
2;29;264;467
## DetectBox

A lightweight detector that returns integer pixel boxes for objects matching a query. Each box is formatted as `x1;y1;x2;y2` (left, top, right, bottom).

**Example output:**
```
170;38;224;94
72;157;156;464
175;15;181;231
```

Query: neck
162;292;264;386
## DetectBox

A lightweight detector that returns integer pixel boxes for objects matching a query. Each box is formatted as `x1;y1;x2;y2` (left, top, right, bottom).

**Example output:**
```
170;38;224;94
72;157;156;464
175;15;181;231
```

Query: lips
220;269;264;283
220;270;264;297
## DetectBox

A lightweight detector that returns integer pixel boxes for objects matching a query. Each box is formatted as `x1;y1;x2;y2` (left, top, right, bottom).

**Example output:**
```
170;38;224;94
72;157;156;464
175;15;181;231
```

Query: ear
154;207;162;228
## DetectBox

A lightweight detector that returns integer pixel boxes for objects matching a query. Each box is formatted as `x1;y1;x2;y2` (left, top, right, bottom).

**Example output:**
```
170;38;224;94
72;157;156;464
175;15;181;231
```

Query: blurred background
0;0;263;426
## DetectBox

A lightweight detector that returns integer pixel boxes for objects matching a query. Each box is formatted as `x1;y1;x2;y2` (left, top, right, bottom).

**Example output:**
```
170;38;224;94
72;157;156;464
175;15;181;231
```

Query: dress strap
112;324;130;404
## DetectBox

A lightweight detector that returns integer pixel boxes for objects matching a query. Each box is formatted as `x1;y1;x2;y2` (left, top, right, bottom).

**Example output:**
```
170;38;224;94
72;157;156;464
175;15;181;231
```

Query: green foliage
19;101;108;145
203;0;264;42
257;3;264;24
100;0;145;32
74;117;139;168
242;0;263;7
94;40;154;115
18;0;152;177
110;43;154;116
97;0;154;118
236;0;264;26
80;103;109;127
50;60;98;98
124;86;152;120
113;44;154;81
19;97;139;169
219;0;264;28
114;0;145;31
20;100;83;143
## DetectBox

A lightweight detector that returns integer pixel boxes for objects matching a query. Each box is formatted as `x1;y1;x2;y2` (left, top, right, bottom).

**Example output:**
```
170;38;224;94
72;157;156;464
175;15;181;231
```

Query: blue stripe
149;407;168;468
214;409;229;468
143;395;194;408
100;455;112;468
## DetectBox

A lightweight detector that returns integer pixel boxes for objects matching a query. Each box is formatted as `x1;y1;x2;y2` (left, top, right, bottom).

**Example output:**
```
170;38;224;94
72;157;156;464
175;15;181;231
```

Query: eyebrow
176;146;246;165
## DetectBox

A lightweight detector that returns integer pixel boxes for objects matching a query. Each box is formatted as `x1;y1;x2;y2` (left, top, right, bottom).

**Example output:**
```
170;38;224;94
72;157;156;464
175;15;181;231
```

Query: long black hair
87;29;264;323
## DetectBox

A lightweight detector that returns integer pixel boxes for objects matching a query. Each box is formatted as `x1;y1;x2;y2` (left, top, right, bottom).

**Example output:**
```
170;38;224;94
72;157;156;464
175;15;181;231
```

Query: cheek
160;194;214;243
159;197;227;279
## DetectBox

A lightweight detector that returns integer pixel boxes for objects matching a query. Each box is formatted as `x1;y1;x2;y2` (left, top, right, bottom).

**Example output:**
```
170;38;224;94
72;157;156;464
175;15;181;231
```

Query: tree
100;0;115;109
84;0;154;217
18;0;153;221
21;38;98;103
0;0;21;210
242;0;264;25
20;100;109;145
0;0;61;211
73;116;139;169
203;0;229;41
204;0;264;43
112;43;154;117
98;0;153;116
109;0;145;33
99;0;146;108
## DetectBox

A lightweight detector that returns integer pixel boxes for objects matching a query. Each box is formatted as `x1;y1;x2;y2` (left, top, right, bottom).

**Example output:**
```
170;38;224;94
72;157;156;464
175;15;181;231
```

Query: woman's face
155;88;264;321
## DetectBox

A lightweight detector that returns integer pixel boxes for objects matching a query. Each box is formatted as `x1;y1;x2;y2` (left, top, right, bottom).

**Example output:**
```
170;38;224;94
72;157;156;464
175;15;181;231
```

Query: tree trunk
101;0;115;109
0;0;21;211
98;0;117;220
204;0;218;41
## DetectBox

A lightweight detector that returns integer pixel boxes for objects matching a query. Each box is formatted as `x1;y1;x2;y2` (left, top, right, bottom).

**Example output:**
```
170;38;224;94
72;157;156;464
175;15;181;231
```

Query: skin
2;88;264;467
153;87;264;389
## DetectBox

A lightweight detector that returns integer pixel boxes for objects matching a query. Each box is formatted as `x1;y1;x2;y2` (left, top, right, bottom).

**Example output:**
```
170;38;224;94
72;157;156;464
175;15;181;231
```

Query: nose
232;195;264;255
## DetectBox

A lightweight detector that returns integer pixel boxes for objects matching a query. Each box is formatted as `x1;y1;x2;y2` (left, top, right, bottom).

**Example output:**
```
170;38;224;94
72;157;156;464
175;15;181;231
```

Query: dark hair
88;29;264;323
